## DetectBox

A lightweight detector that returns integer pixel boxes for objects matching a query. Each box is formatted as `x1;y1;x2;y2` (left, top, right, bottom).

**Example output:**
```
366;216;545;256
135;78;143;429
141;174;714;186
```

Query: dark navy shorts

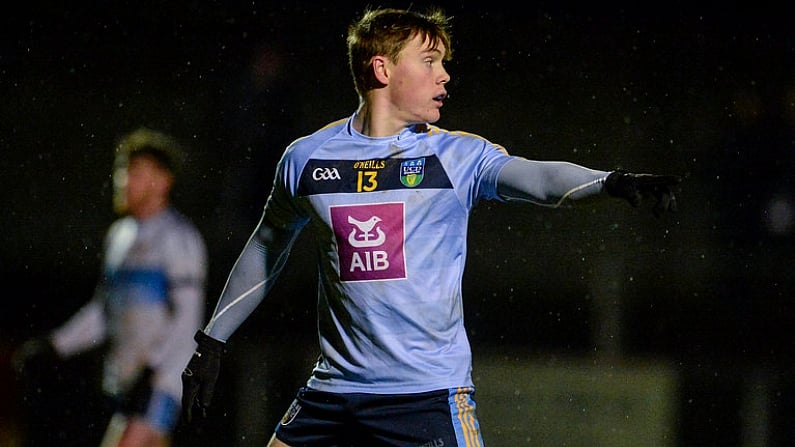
273;386;483;447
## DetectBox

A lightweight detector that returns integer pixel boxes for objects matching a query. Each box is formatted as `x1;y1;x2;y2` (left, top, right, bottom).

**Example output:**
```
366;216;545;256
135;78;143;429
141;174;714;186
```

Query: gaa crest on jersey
399;157;425;187
330;202;406;282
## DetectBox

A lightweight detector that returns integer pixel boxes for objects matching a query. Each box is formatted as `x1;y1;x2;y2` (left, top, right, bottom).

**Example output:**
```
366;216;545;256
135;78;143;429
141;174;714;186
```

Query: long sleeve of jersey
50;293;108;356
496;157;611;206
150;223;208;399
204;214;301;341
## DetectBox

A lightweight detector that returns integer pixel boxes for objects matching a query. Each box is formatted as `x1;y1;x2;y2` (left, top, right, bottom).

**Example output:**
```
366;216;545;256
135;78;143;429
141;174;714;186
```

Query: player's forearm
496;157;610;206
50;298;107;356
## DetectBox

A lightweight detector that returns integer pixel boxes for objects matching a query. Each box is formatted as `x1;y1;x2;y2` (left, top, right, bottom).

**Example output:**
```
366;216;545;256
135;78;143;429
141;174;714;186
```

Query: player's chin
422;108;442;123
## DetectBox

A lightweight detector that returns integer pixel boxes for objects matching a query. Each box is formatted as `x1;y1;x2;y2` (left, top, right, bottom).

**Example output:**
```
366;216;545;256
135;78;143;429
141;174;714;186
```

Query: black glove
12;337;59;379
181;330;225;423
605;170;681;218
12;337;60;410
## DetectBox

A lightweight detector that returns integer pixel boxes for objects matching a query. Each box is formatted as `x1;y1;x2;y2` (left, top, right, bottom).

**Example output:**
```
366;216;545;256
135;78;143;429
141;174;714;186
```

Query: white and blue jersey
206;114;610;395
51;206;207;432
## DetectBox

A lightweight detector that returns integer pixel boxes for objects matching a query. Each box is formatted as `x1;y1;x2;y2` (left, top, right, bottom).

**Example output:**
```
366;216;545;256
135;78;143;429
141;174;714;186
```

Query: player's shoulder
157;209;207;276
424;124;490;142
422;124;507;153
105;216;136;243
160;208;206;246
285;117;349;155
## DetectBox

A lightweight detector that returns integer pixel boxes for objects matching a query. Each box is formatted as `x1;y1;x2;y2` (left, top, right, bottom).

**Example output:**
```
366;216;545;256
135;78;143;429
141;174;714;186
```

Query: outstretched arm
497;157;680;216
496;157;610;206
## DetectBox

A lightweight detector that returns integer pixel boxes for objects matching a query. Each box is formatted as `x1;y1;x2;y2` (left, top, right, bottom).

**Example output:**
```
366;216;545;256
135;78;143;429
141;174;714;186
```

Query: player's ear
161;171;175;195
372;55;389;84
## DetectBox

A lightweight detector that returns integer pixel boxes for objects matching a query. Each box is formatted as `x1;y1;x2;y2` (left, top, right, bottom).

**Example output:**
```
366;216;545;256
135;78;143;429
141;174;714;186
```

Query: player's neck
354;101;410;138
130;198;169;221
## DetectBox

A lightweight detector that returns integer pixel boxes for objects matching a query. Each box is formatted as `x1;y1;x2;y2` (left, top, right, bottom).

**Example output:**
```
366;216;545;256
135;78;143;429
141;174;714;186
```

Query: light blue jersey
206;114;610;394
276;118;511;393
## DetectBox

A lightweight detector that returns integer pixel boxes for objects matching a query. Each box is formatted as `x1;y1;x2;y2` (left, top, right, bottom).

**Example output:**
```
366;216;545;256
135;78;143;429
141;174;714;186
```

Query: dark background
1;1;794;446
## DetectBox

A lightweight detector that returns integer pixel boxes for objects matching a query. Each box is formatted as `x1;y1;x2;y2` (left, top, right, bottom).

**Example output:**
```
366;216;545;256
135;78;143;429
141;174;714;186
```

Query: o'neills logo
329;202;406;282
400;157;425;187
353;159;386;169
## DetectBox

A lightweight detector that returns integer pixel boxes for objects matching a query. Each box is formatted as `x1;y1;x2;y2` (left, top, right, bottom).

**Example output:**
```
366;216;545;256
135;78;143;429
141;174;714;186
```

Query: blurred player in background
14;127;208;447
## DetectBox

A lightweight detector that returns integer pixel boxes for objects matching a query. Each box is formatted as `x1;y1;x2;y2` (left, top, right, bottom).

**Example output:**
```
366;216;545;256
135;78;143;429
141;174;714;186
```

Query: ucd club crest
400;157;425;187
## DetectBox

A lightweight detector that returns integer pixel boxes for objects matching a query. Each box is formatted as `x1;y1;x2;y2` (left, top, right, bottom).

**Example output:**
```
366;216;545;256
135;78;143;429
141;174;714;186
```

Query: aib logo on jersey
400;157;425;187
330;202;406;282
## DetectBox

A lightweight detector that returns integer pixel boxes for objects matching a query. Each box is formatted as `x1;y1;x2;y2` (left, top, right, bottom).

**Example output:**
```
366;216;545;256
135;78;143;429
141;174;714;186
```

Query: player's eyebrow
421;46;445;59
